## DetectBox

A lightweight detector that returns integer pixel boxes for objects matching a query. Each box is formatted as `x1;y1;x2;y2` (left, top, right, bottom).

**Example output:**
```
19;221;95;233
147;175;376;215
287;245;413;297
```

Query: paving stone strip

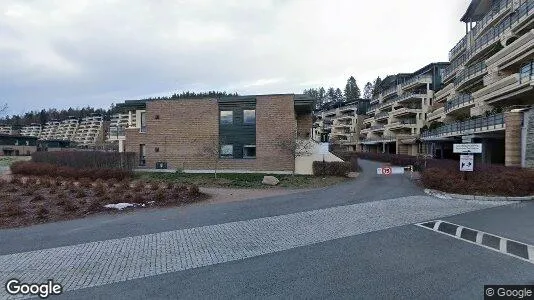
0;196;506;299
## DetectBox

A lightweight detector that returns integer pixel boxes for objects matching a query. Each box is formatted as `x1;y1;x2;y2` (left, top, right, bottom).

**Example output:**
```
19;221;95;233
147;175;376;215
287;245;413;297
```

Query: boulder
347;172;359;178
262;176;280;186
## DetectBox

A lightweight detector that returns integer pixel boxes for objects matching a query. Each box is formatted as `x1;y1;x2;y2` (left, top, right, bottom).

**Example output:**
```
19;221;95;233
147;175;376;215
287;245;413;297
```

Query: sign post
459;155;474;172
454;143;481;180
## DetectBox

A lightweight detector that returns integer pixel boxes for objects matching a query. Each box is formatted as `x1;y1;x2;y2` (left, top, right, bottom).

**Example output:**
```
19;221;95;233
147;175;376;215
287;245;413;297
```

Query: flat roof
460;0;491;22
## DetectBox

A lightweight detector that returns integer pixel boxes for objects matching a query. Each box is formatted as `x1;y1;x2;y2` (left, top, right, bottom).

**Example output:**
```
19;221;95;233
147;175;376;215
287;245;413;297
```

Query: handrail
421;113;504;137
454;61;487;87
520;61;534;83
444;94;474;112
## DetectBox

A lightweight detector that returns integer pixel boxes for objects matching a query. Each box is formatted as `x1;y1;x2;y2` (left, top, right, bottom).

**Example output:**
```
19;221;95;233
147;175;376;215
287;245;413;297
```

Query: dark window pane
243;110;256;124
220;111;233;124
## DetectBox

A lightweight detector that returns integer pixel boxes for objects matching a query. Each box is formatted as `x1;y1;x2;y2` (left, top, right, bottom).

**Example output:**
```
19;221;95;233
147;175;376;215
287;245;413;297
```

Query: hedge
11;161;132;180
422;164;534;196
312;161;351;176
31;151;136;170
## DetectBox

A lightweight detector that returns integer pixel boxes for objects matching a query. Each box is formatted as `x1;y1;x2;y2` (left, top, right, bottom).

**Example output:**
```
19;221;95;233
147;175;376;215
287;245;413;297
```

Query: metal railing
401;74;431;88
375;111;389;119
471;0;512;37
443;54;466;80
421;113;504;137
520;60;534;83
454;61;487;87
465;0;534;63
360;136;397;143
449;35;467;61
371;124;385;130
444;94;474;112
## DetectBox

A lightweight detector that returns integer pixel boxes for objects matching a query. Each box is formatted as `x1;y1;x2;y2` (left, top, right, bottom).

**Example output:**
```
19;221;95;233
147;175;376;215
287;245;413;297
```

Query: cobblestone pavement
0;196;507;299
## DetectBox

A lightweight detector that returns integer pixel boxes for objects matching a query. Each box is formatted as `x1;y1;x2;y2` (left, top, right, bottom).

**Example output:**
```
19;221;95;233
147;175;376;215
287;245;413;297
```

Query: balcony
387;119;417;131
421;113;505;139
379;99;395;110
449;35;467;61
401;75;432;91
444;94;475;113
382;86;397;99
375;111;389;121
363;117;374;124
391;107;422;117
371;124;385;132
455;61;488;89
485;29;534;70
397;90;427;103
474;61;534;103
427;107;445;122
443;53;467;82
360;136;396;145
472;0;513;39
434;83;455;103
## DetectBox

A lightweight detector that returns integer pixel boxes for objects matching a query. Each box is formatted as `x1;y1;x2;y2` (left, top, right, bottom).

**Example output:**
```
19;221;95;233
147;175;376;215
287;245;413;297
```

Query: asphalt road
1;159;533;300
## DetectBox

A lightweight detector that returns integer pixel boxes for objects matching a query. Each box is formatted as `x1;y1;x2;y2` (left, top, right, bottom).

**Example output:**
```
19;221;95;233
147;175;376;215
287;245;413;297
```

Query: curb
424;189;534;201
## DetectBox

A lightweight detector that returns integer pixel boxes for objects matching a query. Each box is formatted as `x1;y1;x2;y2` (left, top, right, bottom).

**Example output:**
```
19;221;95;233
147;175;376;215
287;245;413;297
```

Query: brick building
117;94;315;173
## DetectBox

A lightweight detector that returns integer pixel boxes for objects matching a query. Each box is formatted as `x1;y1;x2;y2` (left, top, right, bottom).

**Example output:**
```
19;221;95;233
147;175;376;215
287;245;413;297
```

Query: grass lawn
134;172;351;189
0;156;31;167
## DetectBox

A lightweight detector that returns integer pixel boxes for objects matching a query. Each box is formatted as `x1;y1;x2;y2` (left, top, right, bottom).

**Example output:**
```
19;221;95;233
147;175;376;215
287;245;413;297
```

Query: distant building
0;134;38;156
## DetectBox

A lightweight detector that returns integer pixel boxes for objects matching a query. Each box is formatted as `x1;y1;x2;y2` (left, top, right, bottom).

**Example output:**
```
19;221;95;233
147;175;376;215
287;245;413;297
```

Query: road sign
460;155;474;172
318;143;329;155
453;143;482;153
383;167;392;175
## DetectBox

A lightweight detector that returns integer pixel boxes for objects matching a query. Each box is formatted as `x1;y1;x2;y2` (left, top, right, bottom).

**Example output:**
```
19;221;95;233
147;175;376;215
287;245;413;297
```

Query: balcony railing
421;113;505;138
449;35;467;61
520;60;534;83
375;111;389;119
454;61;487;87
465;0;534;63
371;124;385;130
401;74;431;88
444;94;474;112
443;53;467;81
471;0;512;38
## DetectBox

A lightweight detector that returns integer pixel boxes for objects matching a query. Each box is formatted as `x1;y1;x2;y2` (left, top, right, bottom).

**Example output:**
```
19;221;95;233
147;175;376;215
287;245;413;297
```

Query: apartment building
359;63;449;155
423;0;534;167
0;134;38;156
0;125;13;135
20;123;42;138
107;104;142;152
117;94;314;173
39;120;60;140
72;114;104;147
312;100;369;151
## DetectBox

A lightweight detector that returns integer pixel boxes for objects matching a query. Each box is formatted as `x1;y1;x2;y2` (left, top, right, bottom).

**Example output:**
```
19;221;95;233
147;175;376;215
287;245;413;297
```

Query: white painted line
476;231;483;244
455;226;463;238
415;220;534;265
499;238;507;253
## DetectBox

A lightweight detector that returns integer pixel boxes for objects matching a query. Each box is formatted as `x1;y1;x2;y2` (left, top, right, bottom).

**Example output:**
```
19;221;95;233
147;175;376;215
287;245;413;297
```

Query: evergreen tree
344;76;361;103
363;82;374;99
372;76;382;96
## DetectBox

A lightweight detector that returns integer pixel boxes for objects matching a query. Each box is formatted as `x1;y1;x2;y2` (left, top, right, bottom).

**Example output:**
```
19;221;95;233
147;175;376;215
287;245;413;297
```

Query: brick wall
296;114;312;139
124;95;299;172
524;109;534;168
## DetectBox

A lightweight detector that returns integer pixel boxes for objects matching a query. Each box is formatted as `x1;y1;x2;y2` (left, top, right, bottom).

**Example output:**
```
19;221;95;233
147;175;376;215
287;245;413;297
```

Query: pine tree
372;76;382;96
363;82;374;99
344;76;361;103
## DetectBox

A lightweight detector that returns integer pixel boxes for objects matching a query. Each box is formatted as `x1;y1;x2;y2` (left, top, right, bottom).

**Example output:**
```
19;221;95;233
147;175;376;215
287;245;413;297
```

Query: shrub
3;202;24;217
11;161;132;181
30;194;45;203
86;201;103;213
422;164;534;196
63;201;78;213
36;206;49;220
312;161;351;176
31;151;136;170
74;189;87;198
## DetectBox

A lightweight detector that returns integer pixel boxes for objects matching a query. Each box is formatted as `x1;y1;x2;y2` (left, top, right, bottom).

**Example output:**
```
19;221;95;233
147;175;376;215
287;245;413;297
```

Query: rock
347;172;359;178
262;176;280;186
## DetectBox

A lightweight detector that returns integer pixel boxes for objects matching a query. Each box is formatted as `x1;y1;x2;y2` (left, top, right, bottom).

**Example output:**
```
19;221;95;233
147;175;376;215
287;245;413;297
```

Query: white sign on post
460;155;474;172
453;143;482;153
318;143;329;155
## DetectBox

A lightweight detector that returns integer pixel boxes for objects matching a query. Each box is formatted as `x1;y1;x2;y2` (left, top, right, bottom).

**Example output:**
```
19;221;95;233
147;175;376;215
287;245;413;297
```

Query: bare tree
277;135;315;175
200;137;226;178
0;103;7;116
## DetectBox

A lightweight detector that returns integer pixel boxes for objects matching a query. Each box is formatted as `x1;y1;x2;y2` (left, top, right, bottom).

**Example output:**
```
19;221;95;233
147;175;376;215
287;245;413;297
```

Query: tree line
0;91;239;127
303;76;383;110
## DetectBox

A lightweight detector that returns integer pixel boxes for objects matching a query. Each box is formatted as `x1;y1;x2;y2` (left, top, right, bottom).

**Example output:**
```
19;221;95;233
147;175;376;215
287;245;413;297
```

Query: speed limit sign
383;167;392;175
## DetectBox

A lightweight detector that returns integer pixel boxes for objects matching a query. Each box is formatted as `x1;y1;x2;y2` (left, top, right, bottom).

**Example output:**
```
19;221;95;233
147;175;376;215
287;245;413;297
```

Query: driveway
1;159;532;299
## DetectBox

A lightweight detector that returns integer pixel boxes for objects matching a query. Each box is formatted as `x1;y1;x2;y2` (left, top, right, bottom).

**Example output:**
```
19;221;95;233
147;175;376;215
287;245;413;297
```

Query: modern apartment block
107;103;143;152
55;117;80;141
117;94;314;173
20;123;42;138
0;125;13;135
39;120;61;140
72;114;104;147
423;0;534;167
312;100;369;151
359;63;449;155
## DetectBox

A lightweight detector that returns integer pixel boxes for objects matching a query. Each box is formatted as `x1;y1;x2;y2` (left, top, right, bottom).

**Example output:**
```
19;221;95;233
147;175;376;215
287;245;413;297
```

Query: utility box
155;162;167;169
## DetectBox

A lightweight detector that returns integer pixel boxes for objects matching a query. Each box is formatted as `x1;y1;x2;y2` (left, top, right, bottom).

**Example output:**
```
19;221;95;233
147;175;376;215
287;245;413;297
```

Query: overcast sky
1;0;470;115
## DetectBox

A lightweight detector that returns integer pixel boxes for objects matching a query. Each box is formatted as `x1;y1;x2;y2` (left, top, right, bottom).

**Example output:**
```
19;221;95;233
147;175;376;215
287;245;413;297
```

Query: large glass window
220;144;233;158
220;111;233;125
243;110;256;124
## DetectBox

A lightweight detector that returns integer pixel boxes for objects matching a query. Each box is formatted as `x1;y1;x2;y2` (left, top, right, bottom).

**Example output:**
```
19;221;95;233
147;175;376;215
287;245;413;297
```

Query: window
140;112;147;133
243;110;256;124
220;144;233;158
139;144;146;166
220;111;233;125
243;145;256;158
